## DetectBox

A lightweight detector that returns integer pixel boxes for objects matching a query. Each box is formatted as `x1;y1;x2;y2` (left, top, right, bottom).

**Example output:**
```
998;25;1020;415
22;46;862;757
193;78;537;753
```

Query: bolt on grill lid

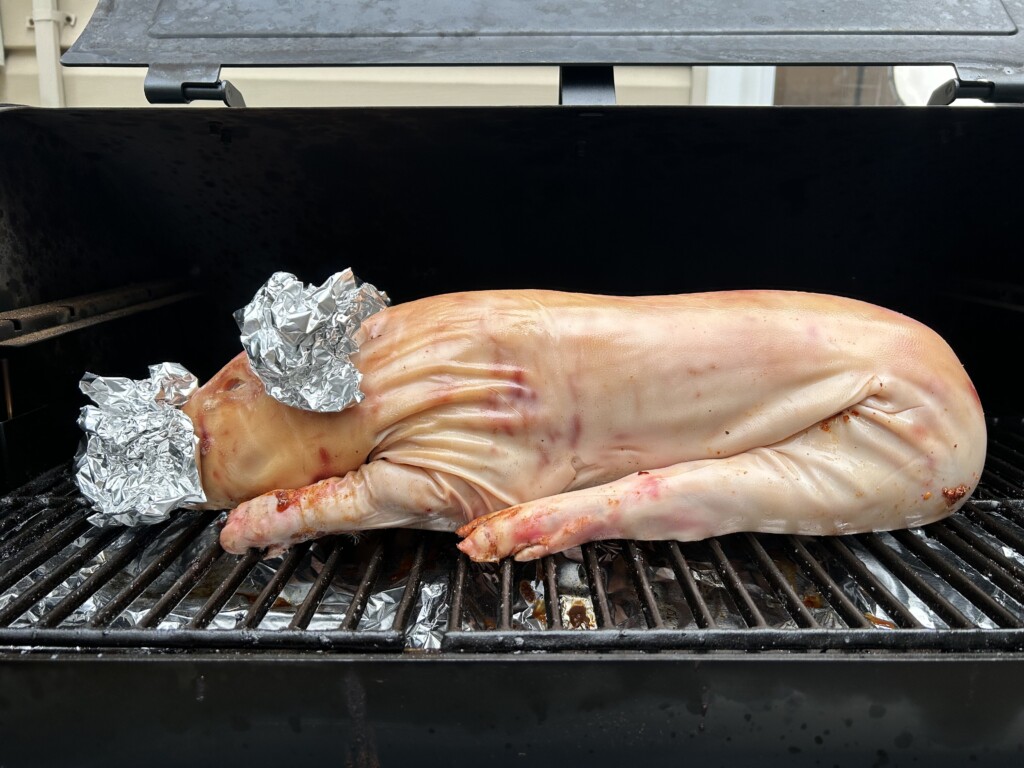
63;0;1024;103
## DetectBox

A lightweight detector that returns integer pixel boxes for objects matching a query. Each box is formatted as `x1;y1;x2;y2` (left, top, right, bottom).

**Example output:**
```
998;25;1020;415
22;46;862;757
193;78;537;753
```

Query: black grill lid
65;0;1024;104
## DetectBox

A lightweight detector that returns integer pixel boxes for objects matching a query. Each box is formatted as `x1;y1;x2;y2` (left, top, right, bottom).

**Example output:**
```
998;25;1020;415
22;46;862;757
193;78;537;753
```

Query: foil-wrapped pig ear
75;362;207;527
233;269;390;412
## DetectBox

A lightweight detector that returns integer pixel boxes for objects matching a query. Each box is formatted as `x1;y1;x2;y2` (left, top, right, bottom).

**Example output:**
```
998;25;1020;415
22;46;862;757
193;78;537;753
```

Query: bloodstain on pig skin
941;484;970;506
310;447;334;482
636;474;662;501
569;414;582;447
196;413;213;455
275;489;300;512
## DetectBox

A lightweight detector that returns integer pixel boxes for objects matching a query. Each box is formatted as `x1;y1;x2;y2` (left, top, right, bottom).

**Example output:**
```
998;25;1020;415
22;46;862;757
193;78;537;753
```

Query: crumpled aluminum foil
234;270;389;412
75;362;206;528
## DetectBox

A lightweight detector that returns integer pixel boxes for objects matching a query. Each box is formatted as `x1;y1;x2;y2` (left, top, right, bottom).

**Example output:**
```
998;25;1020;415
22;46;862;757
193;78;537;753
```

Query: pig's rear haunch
181;289;986;563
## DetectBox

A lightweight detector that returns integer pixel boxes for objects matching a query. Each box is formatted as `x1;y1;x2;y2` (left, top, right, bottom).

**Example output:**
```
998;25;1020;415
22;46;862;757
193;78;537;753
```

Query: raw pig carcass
180;289;987;562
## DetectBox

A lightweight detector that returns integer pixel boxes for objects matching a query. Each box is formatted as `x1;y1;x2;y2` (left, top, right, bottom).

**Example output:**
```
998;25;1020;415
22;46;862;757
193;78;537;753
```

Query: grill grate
3;429;1024;653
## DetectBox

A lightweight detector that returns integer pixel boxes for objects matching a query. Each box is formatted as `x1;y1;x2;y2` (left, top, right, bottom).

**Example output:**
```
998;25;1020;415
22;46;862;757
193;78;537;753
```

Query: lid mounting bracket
928;66;1024;105
559;66;616;105
144;64;246;107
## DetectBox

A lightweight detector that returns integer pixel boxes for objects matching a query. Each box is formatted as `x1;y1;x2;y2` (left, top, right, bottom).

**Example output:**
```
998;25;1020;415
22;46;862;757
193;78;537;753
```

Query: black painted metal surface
2;654;1024;767
64;0;1024;92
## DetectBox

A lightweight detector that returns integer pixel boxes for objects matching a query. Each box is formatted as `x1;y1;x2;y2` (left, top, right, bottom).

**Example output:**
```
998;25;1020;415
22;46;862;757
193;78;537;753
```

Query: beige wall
0;0;692;107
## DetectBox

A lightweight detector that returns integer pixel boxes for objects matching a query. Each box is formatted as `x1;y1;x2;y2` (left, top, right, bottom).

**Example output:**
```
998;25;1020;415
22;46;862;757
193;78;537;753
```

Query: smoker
2;2;1024;765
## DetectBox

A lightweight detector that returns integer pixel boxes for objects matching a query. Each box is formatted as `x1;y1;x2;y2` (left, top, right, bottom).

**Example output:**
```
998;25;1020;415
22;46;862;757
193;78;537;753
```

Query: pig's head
182;352;372;508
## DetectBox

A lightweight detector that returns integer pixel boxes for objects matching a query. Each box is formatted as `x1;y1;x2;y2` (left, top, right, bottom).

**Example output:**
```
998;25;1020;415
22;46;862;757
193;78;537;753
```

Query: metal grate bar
187;548;263;629
442;627;1024;654
138;538;226;628
706;538;767;628
0;499;52;542
0;486;78;543
36;526;161;628
339;536;387;630
391;535;428;633
446;553;468;632
0;514;91;595
931;517;1024;605
581;543;613;628
985;434;1024;476
0;464;73;501
980;458;1024;498
857;533;974;629
820;537;921;628
0;501;87;569
0;468;76;539
742;534;818;628
0;528;120;627
0;502;87;564
542;556;563;629
889;529;1023;628
0;627;398;651
983;437;1024;527
242;542;312;629
964;504;1024;556
89;513;213;627
497;558;513;630
786;536;871;628
288;537;344;630
663;541;716;628
623;541;664;629
1003;506;1024;531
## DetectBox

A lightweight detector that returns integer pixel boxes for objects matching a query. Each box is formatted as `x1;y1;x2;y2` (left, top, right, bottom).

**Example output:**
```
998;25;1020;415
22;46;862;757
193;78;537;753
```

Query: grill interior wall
1;107;1022;386
2;106;1023;385
4;97;1024;768
1;104;1023;534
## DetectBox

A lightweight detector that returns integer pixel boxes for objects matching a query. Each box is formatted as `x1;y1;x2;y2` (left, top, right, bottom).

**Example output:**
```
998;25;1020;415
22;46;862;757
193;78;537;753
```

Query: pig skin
179;290;987;562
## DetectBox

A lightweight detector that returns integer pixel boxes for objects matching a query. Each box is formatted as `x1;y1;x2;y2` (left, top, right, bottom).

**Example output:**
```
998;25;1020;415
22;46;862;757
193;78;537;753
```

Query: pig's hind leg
457;402;972;562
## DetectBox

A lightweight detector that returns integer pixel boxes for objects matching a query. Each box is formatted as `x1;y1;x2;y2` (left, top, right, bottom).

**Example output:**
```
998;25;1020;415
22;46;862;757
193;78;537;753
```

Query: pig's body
182;290;986;562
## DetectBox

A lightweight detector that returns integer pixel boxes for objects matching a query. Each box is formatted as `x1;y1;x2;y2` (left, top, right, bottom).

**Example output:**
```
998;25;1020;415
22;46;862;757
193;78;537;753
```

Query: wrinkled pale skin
182;290;987;562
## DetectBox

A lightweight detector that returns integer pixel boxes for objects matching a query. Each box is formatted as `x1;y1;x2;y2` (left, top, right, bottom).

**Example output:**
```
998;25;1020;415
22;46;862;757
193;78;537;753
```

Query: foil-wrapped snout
233;269;389;412
75;362;207;527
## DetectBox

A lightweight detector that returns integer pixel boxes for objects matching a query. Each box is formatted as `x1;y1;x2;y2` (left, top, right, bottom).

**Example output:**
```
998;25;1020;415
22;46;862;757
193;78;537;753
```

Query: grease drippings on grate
2;429;1024;651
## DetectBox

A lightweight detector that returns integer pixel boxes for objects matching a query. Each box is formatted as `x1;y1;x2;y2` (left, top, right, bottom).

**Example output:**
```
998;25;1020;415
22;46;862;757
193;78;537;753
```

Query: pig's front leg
456;400;982;562
220;461;492;554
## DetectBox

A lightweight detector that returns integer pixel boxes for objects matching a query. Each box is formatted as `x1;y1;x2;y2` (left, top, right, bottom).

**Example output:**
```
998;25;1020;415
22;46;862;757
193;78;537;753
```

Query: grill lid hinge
928;67;1024;105
559;66;616;105
144;64;246;107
